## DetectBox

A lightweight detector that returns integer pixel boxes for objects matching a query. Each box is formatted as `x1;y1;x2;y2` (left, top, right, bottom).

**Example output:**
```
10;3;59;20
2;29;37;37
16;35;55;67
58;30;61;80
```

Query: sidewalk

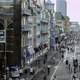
21;48;63;80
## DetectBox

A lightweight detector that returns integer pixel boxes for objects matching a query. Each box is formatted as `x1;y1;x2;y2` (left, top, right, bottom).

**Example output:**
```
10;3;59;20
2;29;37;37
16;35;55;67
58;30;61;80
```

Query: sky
51;0;80;23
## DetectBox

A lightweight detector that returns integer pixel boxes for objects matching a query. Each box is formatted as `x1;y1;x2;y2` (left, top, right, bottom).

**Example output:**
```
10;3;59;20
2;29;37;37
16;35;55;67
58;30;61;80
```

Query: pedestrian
30;67;34;75
68;64;71;72
65;60;68;65
47;68;50;75
45;54;47;60
72;74;77;80
53;75;56;80
43;59;46;64
67;47;69;51
47;65;51;75
9;77;12;80
61;53;64;59
19;68;23;77
65;60;69;69
79;64;80;71
43;75;46;80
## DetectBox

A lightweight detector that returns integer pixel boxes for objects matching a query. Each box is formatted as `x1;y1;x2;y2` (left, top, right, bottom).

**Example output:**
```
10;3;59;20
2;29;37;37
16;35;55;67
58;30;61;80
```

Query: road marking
50;59;63;80
50;49;68;80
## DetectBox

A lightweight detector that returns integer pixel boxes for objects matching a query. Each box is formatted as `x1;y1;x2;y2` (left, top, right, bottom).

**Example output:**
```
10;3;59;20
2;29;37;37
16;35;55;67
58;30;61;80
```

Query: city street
51;59;72;80
1;0;80;80
50;37;80;80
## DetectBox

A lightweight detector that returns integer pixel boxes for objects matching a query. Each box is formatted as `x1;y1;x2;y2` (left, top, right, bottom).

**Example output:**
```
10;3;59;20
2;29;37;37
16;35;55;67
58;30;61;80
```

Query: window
22;17;26;25
23;2;26;8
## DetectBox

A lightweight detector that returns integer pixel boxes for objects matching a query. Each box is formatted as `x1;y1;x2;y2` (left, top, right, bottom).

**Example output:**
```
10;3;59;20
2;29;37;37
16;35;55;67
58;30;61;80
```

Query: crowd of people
52;32;80;80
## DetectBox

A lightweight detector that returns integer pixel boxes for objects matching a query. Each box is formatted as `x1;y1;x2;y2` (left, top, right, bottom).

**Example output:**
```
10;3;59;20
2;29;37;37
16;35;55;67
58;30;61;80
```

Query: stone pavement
26;49;62;80
54;60;72;80
50;59;80;80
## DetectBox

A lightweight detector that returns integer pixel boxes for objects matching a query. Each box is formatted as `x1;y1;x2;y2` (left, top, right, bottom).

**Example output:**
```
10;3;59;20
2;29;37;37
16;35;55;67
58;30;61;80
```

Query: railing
0;7;13;12
22;6;31;16
41;18;49;23
21;24;31;32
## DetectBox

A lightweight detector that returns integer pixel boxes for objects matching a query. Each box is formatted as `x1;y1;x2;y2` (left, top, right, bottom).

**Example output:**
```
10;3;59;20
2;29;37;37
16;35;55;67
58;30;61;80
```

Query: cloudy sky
51;0;80;22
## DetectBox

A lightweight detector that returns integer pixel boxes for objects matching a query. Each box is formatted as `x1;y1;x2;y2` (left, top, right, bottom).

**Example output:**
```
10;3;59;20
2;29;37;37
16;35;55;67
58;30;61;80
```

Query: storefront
0;0;21;68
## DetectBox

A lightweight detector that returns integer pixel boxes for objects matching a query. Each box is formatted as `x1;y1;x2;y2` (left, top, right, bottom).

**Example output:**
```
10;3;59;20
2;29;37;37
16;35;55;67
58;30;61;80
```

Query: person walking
65;60;69;68
68;63;71;72
43;75;46;80
72;74;77;80
47;65;51;75
53;75;56;80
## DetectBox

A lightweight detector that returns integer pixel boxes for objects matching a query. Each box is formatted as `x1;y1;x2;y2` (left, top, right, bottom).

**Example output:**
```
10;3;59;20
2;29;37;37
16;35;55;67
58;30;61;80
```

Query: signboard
0;30;5;43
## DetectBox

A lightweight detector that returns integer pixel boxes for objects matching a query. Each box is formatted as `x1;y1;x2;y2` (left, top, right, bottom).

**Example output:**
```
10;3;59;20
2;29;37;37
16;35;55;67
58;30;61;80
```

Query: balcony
36;7;41;14
0;12;13;16
0;7;13;16
21;24;31;32
36;31;40;37
36;19;41;24
41;28;49;34
28;34;32;39
41;18;49;24
41;30;48;35
22;6;31;16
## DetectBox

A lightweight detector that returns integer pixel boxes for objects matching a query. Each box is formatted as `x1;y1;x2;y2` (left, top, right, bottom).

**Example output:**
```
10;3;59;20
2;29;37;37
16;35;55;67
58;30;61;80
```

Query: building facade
56;0;67;16
21;0;51;67
0;0;52;71
70;22;80;32
0;0;21;77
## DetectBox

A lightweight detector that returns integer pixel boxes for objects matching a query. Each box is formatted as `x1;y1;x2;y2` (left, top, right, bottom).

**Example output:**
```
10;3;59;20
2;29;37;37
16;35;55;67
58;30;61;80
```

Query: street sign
0;30;5;43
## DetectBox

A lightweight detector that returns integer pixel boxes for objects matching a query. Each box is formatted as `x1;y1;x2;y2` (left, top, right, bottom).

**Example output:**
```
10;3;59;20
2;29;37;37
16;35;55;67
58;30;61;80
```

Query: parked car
10;66;20;78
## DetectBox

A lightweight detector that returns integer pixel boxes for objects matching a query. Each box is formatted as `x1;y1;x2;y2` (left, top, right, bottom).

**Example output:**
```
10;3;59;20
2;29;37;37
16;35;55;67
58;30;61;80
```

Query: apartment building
21;0;51;67
0;0;21;76
0;0;52;69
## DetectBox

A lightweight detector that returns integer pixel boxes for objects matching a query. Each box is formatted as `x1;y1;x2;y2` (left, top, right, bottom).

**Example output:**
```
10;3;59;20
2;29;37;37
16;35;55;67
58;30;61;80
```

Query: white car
10;66;20;78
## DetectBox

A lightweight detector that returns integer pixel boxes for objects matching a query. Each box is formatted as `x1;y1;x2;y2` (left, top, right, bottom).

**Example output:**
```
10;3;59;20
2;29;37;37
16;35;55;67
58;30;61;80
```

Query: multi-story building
21;0;50;67
0;0;52;71
70;22;80;32
44;0;56;49
55;12;70;33
0;0;21;77
55;12;65;35
21;0;32;66
56;0;67;16
41;9;50;48
21;0;42;66
63;16;70;33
